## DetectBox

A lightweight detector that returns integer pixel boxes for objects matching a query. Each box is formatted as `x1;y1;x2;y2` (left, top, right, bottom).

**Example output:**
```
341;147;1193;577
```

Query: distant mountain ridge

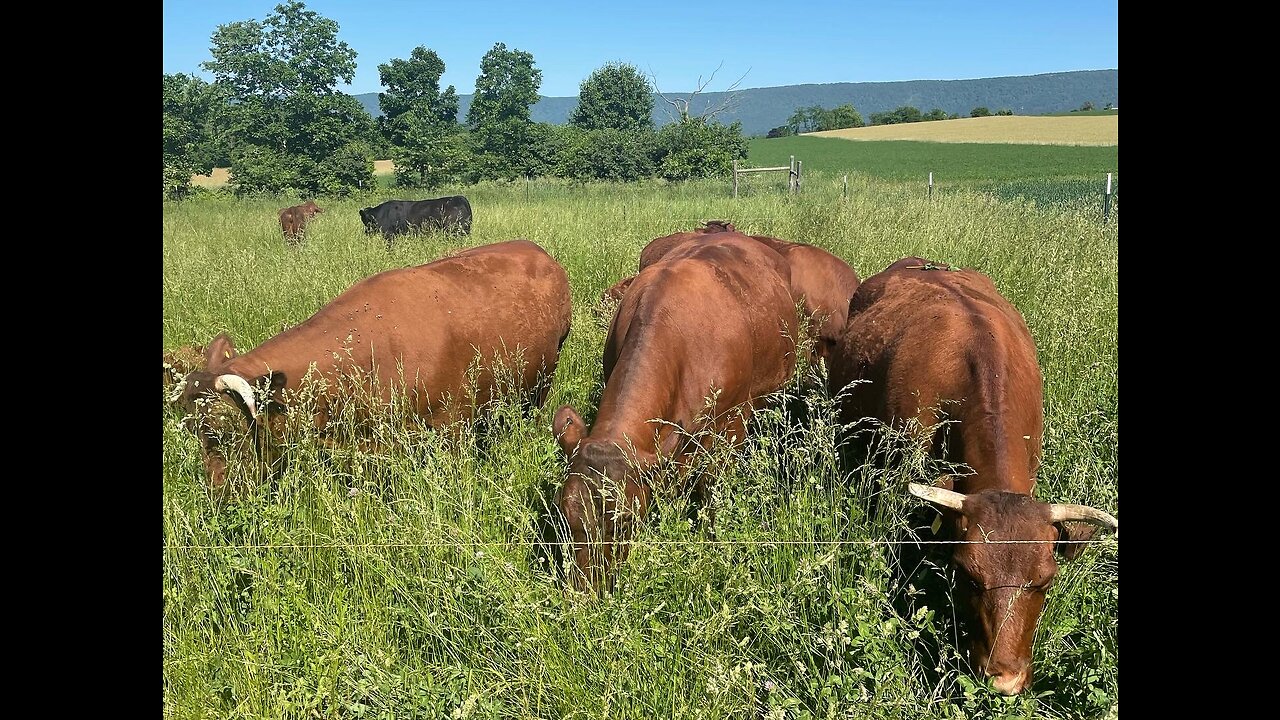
352;70;1116;137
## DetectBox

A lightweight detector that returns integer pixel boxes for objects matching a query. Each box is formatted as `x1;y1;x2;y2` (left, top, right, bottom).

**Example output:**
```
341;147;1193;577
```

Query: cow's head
908;482;1117;696
359;207;377;234
550;406;680;593
302;200;323;218
700;220;736;234
170;334;286;493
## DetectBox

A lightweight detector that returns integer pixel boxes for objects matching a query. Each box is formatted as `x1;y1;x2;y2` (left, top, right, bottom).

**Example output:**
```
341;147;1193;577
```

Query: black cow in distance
359;196;473;248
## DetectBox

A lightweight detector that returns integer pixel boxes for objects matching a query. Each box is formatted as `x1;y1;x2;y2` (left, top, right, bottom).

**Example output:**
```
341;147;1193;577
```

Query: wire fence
165;537;1116;551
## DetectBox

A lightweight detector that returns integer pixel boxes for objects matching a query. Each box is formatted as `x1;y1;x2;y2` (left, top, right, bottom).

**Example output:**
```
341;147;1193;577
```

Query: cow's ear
553;406;586;456
1055;522;1101;561
205;333;238;368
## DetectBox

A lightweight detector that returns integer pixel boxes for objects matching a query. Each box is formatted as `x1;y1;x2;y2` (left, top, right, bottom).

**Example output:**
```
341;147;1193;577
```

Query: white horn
214;374;257;420
1048;503;1118;530
908;482;967;511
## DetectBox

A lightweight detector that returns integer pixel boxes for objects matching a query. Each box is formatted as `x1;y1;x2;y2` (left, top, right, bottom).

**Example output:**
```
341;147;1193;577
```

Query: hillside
352;69;1117;137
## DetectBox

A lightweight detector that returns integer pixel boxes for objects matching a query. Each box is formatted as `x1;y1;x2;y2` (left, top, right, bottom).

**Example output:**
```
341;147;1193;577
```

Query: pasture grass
163;174;1118;719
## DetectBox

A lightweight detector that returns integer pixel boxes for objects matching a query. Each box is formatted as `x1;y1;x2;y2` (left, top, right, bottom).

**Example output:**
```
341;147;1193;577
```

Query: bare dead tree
648;61;750;123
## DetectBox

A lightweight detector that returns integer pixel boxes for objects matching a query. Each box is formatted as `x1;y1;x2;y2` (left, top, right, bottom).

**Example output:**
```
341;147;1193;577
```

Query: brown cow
279;200;324;244
553;234;799;593
172;240;573;492
635;223;859;363
827;257;1117;696
163;344;207;389
634;220;737;269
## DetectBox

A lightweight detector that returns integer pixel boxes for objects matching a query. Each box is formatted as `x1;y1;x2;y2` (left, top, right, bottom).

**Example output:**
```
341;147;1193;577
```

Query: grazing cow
359;196;473;248
163;344;208;389
278;200;324;244
634;220;737;269
172;240;572;492
553;234;799;592
827;257;1117;696
599;276;634;305
636;223;860;363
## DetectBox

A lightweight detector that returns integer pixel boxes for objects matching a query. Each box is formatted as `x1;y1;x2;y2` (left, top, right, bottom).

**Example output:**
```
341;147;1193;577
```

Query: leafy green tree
869;106;923;125
1079;100;1095;111
570;62;654;131
923;108;949;121
655;117;747;181
557;126;657;182
766;126;794;138
970;106;992;118
823;103;864;130
202;1;375;196
787;105;829;133
377;46;461;188
466;42;542;180
996;108;1014;116
163;73;227;199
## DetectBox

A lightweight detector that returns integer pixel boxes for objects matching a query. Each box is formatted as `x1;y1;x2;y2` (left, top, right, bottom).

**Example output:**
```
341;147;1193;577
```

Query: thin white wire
165;537;1114;551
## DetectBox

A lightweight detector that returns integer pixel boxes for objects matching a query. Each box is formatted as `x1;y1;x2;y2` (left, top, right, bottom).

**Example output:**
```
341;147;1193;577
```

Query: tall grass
164;174;1118;719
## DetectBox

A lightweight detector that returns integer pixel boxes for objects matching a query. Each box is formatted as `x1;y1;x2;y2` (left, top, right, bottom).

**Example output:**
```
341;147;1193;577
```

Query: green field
164;176;1118;719
746;137;1118;210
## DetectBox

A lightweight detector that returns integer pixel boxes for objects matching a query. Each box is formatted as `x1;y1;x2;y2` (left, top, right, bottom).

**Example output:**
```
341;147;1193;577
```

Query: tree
970;106;992;118
922;108;949;122
652;61;747;124
786;105;826;134
655;117;747;181
163;73;227;199
766;126;794;139
378;47;459;145
995;109;1014;116
824;103;864;130
378;46;461;188
869;106;923;125
202;1;375;195
466;42;543;180
1079;100;1095;111
570;62;654;131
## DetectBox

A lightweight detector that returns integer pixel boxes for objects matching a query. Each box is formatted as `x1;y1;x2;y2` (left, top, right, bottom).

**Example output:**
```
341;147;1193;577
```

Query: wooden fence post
733;159;739;199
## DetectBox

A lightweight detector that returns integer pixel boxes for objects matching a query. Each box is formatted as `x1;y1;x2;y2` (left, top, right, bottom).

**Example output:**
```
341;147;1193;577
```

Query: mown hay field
163;174;1118;719
808;115;1118;146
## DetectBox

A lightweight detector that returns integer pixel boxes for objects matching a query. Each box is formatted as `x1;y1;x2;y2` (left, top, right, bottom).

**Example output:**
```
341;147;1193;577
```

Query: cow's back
771;242;861;345
830;263;1042;492
595;235;797;445
221;239;571;425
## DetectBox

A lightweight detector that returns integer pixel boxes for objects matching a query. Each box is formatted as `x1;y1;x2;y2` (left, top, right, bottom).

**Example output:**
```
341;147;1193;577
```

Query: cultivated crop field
807;116;1118;146
163;174;1118;719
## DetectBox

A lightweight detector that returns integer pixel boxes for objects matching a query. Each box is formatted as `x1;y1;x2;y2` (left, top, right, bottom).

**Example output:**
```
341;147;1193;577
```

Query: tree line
163;1;747;199
766;104;1014;137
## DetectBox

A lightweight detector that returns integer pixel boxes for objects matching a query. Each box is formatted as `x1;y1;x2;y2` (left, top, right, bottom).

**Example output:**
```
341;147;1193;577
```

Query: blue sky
162;1;1118;98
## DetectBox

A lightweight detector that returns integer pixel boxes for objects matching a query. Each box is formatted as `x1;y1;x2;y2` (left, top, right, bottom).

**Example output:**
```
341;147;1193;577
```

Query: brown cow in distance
553;234;799;593
172;240;573;492
633;222;860;363
279;200;324;244
827;257;1117;696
